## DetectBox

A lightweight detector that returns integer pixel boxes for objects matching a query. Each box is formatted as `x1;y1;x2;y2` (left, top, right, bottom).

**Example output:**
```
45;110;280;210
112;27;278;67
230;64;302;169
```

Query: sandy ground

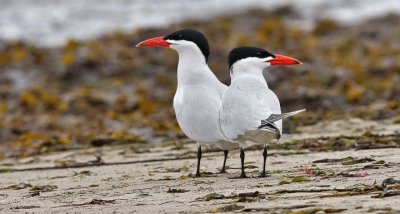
0;119;399;213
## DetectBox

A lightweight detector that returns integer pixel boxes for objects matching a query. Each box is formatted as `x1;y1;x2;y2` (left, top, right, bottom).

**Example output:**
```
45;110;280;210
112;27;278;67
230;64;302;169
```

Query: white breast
174;85;226;143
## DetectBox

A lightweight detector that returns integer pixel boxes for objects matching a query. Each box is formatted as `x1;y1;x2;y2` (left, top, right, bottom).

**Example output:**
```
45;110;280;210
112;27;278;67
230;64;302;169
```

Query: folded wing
220;78;281;140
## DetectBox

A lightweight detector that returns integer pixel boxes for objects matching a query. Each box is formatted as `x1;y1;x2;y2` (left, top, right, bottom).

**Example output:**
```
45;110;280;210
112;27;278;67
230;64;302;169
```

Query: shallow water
0;0;399;46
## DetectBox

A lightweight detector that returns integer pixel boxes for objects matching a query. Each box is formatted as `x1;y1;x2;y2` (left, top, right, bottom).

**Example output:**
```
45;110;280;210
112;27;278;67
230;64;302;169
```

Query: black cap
164;29;209;62
228;46;275;68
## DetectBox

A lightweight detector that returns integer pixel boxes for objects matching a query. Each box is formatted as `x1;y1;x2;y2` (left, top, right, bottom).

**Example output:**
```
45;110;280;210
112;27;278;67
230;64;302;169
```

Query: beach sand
0;118;399;213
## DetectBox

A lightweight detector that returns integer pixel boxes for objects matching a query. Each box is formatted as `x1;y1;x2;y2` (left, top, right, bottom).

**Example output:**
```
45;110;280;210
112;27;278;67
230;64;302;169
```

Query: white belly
173;86;225;143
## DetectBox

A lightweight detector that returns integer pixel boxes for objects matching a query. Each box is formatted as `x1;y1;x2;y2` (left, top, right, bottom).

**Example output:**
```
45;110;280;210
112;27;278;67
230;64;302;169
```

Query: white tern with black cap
220;46;305;178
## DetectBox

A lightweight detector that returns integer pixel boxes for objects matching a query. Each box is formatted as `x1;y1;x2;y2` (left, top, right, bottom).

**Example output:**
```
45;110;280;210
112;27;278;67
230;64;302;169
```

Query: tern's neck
176;50;214;86
231;63;266;83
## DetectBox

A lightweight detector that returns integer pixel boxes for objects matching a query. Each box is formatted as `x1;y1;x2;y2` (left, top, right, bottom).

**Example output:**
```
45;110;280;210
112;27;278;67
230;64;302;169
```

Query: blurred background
0;0;399;158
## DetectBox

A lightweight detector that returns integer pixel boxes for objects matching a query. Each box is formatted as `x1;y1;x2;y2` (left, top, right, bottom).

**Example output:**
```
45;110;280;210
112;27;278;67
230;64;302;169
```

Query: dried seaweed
70;199;116;206
372;190;400;198
167;188;190;193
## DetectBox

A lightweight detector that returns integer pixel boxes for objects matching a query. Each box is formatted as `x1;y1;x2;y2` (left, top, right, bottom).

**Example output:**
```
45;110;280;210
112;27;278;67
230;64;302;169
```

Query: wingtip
292;109;306;115
284;109;306;117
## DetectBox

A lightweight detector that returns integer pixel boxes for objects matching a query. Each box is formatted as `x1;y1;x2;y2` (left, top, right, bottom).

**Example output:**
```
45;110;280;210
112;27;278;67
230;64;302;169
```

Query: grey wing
220;79;274;140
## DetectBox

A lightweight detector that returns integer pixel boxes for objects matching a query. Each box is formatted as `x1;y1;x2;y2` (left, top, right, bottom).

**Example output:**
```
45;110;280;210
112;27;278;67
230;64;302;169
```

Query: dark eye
172;34;183;40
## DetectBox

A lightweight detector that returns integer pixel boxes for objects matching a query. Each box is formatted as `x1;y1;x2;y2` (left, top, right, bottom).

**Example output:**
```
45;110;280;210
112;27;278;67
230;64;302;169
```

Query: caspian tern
135;29;237;176
220;46;305;178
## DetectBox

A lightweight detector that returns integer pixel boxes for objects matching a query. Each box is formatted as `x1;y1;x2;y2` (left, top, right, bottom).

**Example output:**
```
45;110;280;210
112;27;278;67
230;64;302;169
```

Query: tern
136;29;237;176
220;46;305;178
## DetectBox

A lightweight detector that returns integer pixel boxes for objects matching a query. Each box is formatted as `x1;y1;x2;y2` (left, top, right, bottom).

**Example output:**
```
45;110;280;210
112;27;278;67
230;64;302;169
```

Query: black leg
195;145;202;177
220;150;228;173
239;147;247;178
260;144;270;177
